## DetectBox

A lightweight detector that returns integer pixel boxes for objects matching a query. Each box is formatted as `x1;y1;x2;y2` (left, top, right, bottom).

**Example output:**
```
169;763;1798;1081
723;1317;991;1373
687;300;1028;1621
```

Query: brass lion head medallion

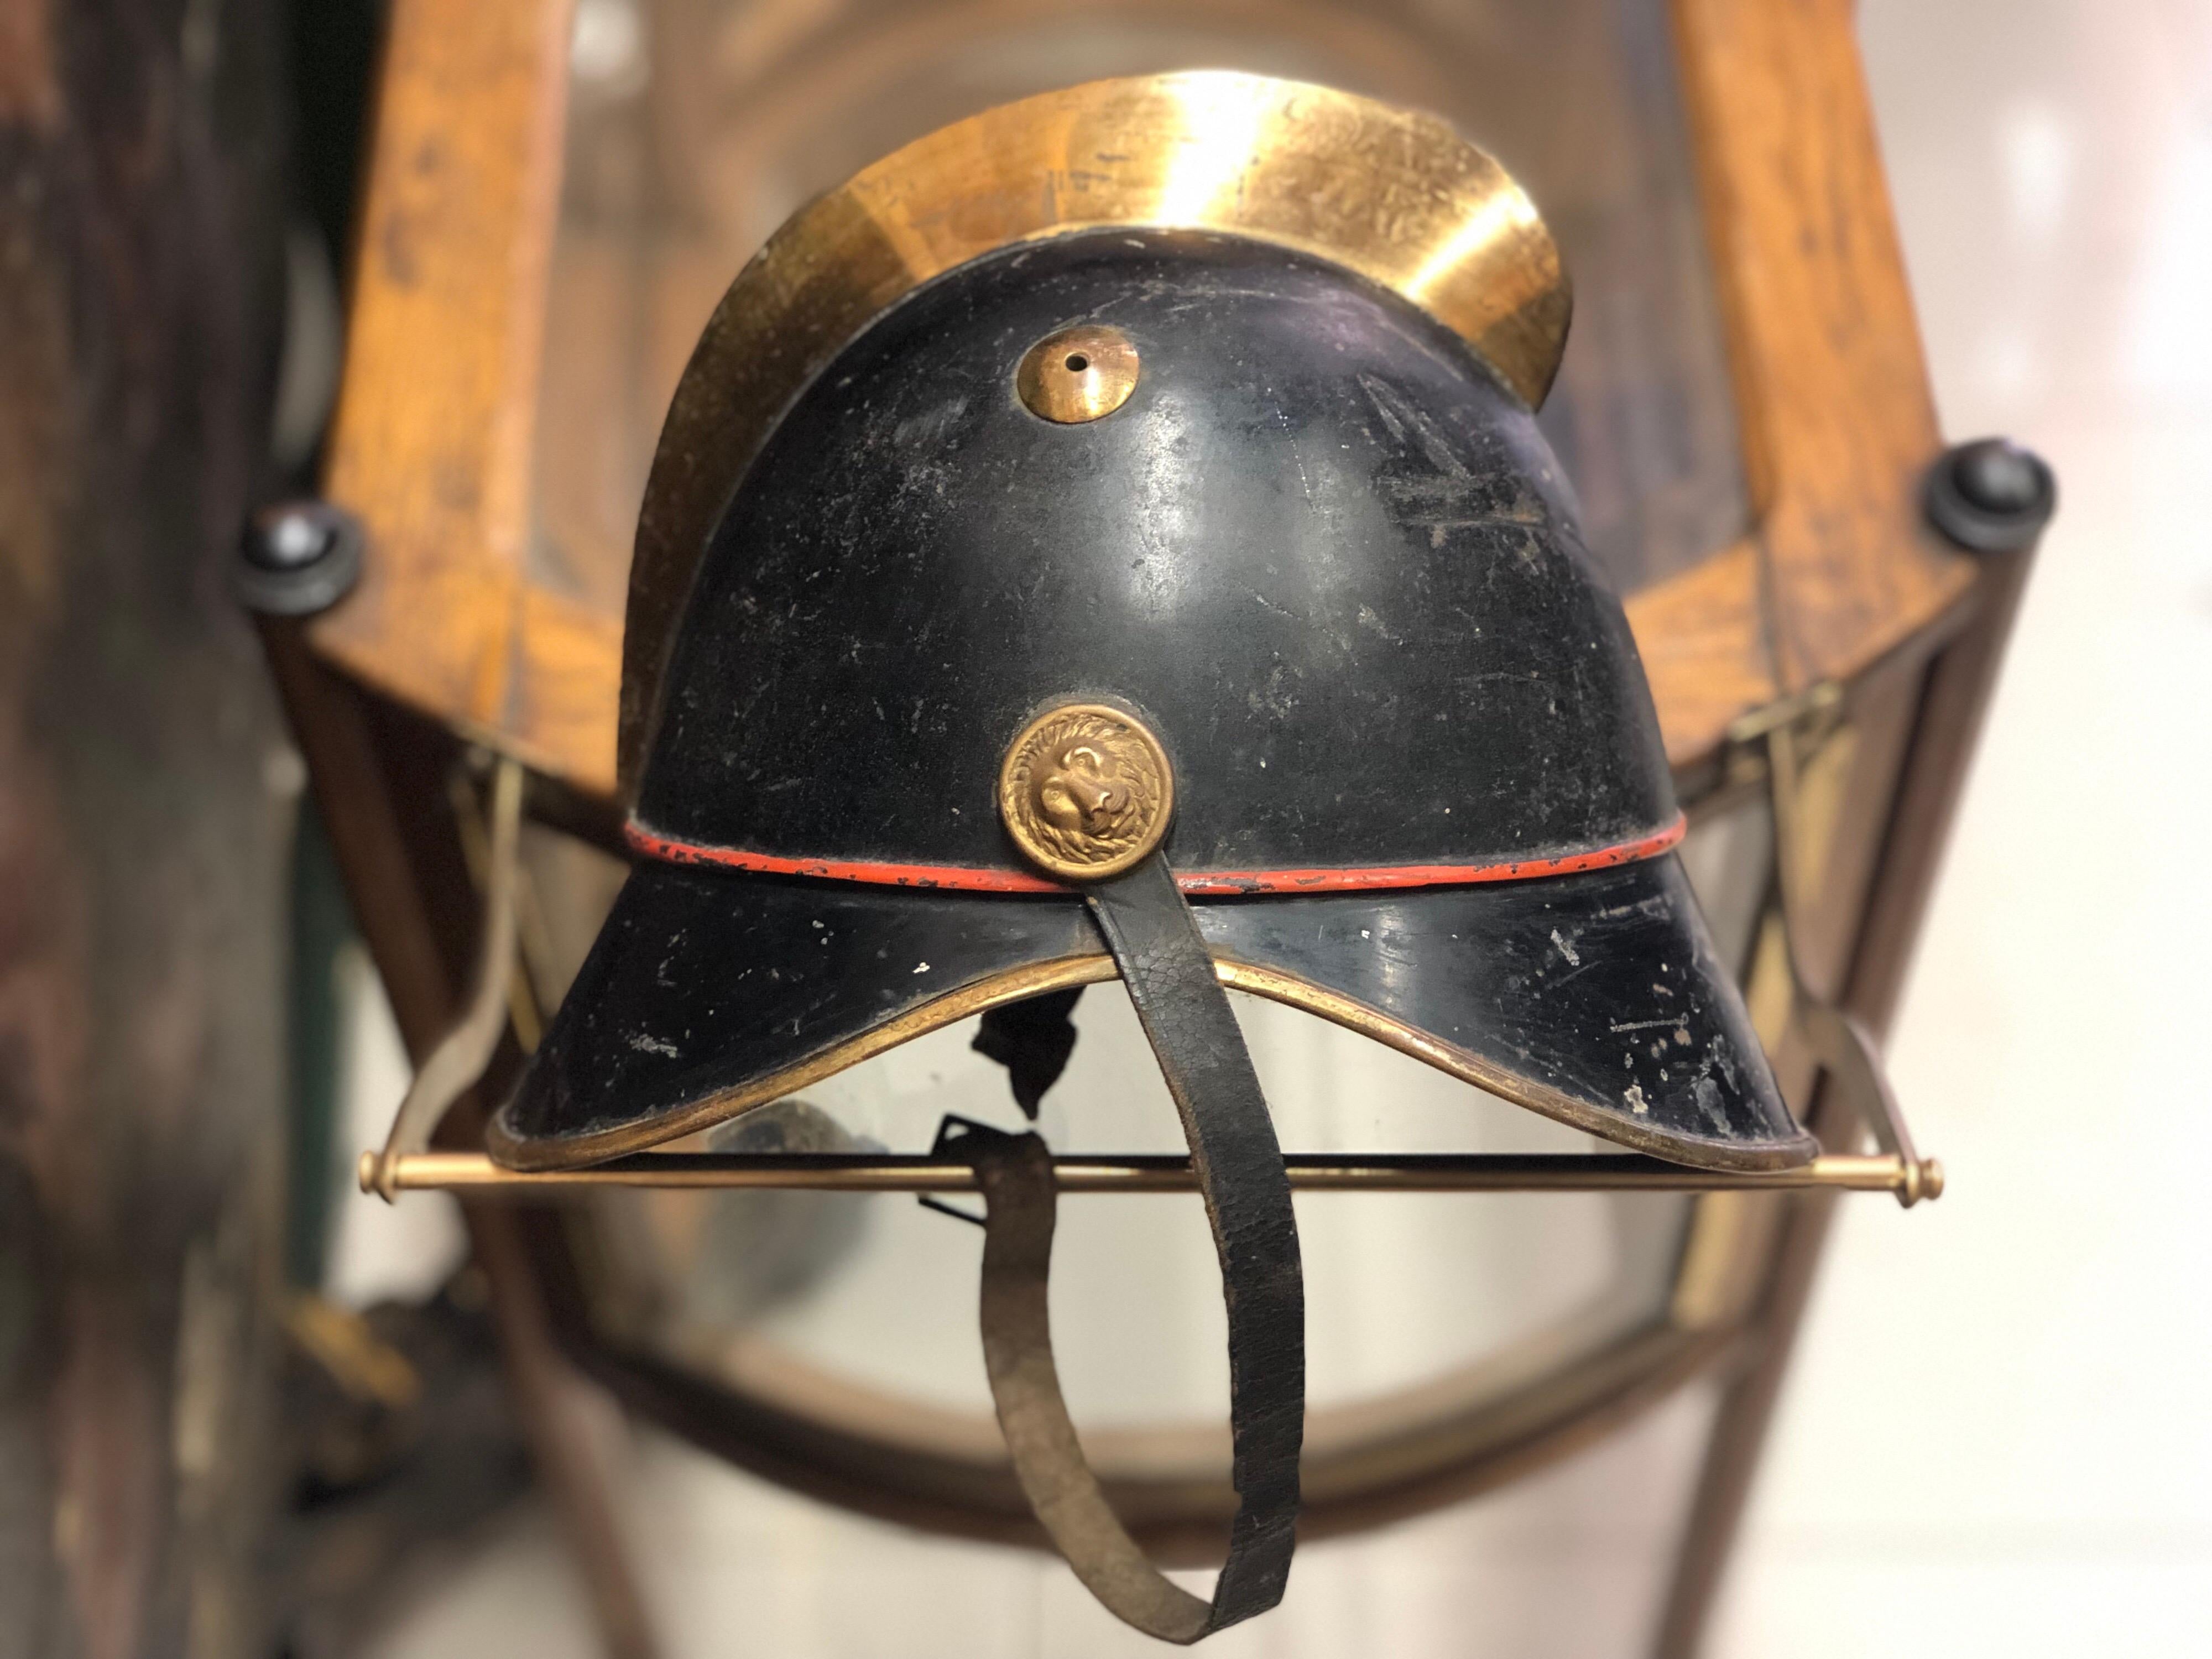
998;703;1173;881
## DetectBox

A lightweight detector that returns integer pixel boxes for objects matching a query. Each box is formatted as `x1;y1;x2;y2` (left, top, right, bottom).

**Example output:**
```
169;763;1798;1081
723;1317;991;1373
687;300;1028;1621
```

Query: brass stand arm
365;755;523;1199
1762;706;1939;1206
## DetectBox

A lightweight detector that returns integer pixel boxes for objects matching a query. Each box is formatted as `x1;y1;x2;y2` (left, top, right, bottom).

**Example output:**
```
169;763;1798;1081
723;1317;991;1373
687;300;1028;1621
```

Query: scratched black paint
634;232;1675;876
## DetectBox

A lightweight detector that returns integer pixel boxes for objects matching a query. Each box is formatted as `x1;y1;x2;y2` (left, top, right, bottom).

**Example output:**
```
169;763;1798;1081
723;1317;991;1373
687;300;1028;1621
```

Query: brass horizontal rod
366;1150;1941;1201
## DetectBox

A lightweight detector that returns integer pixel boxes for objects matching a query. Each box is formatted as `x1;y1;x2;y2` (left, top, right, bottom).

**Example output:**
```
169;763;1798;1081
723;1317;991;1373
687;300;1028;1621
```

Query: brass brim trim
621;71;1571;794
1217;961;1817;1173
486;956;1120;1170
486;953;1817;1175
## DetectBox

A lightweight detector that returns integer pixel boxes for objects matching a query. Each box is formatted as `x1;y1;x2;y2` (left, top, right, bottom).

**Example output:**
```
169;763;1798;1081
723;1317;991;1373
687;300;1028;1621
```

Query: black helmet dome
493;77;1801;1177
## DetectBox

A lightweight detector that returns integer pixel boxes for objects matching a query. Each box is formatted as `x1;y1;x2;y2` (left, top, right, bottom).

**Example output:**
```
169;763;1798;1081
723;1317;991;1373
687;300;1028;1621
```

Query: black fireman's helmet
495;73;1804;1641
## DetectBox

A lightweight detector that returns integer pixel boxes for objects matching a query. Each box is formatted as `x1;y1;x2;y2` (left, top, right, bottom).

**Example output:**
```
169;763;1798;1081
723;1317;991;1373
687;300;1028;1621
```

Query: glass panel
582;992;1692;1422
528;0;1746;620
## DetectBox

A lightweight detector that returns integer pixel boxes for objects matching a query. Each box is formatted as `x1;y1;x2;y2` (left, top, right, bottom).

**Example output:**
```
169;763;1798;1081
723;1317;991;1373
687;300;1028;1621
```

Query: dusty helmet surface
494;72;1804;1640
494;217;1801;1179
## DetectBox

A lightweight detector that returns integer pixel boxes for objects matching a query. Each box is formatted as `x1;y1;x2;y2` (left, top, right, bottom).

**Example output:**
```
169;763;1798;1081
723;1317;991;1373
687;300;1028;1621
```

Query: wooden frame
280;0;2020;1651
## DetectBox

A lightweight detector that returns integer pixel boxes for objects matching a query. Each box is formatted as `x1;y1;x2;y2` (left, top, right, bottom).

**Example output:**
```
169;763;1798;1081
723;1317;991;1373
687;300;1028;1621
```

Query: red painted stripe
623;815;1687;895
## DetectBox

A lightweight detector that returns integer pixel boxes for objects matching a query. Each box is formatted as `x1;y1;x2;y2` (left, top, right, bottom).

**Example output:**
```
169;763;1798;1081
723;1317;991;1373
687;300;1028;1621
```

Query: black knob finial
234;499;363;615
1923;439;2057;554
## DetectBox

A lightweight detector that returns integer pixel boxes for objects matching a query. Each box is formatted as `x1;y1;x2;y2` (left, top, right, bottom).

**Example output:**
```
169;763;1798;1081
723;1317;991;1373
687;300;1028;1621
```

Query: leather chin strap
963;851;1305;1642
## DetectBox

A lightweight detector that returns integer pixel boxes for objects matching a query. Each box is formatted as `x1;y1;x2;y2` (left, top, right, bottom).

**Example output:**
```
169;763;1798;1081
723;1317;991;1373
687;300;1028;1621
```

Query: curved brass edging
488;953;1813;1175
620;71;1571;794
1218;961;1815;1172
486;956;1120;1170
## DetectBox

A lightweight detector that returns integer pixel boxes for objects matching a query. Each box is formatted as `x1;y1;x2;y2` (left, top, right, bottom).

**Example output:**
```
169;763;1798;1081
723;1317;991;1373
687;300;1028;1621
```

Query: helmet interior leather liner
494;75;1806;1642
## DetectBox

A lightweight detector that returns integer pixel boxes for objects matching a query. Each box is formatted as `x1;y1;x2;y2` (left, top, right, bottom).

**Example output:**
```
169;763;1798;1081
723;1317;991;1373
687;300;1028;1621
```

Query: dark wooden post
0;2;295;1652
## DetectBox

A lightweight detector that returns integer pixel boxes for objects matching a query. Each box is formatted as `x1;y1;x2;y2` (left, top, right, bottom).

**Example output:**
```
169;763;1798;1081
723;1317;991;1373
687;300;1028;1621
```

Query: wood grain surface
1630;0;1977;761
311;0;583;774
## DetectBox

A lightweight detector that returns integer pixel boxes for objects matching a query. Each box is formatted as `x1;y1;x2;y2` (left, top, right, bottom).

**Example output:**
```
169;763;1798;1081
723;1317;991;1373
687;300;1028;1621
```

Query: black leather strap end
963;853;1304;1641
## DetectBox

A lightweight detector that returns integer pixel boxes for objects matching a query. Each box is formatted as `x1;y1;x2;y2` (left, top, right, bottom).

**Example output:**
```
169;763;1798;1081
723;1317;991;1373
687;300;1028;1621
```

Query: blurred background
2;1;2206;1656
